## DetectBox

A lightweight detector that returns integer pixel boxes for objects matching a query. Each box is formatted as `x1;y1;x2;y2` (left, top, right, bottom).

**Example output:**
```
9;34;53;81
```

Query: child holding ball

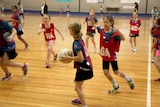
62;22;93;107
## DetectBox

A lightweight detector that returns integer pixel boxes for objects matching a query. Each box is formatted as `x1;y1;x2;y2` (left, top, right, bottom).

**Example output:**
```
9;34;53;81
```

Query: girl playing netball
129;12;141;52
151;17;160;82
151;17;158;63
97;15;135;94
37;14;64;68
62;22;93;107
82;8;98;53
0;19;29;81
9;5;29;50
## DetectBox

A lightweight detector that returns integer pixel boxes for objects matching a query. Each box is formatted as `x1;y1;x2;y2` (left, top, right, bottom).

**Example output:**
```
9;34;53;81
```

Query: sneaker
151;58;155;63
2;73;12;81
108;86;120;94
24;44;29;50
22;63;29;75
128;77;135;89
154;78;160;82
71;99;81;105
46;62;50;68
54;54;57;61
132;48;136;52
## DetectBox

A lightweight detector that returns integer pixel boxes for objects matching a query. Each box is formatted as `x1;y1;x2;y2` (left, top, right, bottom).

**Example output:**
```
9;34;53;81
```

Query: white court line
146;19;152;107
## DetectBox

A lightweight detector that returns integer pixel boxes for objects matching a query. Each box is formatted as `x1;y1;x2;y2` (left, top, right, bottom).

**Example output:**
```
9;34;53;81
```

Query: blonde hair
68;22;83;40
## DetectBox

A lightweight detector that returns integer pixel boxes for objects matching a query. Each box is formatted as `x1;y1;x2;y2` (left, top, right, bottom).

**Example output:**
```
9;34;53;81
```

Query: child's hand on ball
61;55;71;62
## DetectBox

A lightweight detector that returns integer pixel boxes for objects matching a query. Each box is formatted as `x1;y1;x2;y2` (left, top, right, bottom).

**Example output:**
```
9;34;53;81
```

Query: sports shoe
151;57;155;63
22;63;29;75
54;54;57;61
71;99;81;105
108;86;120;94
2;73;12;81
128;77;135;89
132;48;136;52
46;62;50;68
154;78;160;82
24;44;29;50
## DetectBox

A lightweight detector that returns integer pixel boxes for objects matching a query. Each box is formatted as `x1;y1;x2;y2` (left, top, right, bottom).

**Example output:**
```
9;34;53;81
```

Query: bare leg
51;48;56;55
3;53;24;67
75;81;87;107
46;45;52;63
130;37;133;47
1;63;10;74
154;56;160;73
91;37;96;49
0;57;10;74
103;69;114;81
133;37;136;48
17;35;28;45
85;36;90;49
47;41;55;61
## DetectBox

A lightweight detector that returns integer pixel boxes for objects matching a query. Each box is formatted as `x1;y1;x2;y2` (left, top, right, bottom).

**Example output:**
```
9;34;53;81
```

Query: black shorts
0;49;17;59
129;33;139;37
17;30;24;36
75;68;93;81
103;60;118;71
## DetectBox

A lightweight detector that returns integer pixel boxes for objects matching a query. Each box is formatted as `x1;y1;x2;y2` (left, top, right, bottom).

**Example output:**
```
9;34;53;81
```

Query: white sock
81;105;88;107
124;76;130;82
111;79;119;88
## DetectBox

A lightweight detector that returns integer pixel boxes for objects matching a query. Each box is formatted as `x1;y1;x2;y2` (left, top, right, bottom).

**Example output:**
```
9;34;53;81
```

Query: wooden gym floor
0;13;159;107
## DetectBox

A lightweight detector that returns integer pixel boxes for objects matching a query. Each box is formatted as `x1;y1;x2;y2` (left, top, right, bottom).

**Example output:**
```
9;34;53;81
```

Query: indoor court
0;0;160;107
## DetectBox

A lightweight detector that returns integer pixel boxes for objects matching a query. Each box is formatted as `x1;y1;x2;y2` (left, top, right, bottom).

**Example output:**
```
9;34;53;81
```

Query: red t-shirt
130;18;141;35
10;12;20;29
99;29;120;61
41;23;56;41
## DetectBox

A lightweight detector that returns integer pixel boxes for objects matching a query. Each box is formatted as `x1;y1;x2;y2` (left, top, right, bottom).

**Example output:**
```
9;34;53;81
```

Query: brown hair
103;14;114;27
68;22;83;40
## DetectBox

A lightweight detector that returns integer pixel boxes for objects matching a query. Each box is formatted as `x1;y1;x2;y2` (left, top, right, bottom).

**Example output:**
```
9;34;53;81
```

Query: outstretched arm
54;25;64;40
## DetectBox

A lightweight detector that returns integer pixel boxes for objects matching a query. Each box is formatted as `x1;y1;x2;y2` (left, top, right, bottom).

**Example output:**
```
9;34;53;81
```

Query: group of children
37;8;136;107
1;3;160;107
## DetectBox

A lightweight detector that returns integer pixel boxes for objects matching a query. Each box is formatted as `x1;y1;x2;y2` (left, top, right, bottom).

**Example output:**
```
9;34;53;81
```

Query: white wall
1;0;160;14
